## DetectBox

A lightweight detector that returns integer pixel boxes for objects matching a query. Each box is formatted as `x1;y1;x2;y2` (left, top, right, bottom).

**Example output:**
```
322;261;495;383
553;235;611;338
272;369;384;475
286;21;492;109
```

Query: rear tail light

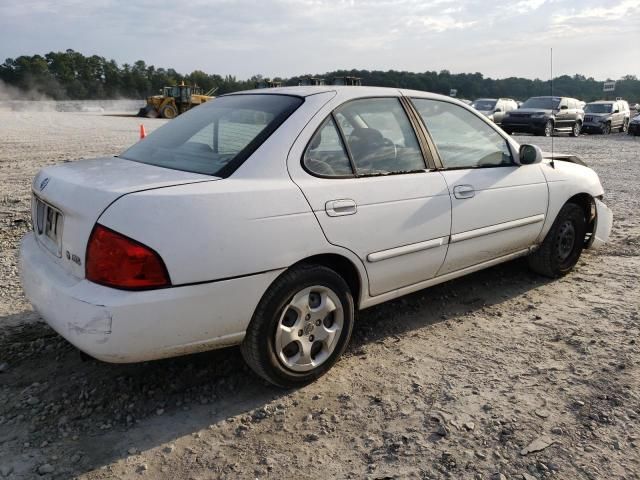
86;224;170;289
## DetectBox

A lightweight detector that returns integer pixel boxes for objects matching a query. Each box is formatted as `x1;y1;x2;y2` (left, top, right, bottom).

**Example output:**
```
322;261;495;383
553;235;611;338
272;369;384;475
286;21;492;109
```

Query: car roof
225;85;462;104
589;100;615;104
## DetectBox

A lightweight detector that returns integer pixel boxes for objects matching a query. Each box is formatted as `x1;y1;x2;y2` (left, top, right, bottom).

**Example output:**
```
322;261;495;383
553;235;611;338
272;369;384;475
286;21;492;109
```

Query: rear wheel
160;104;178;119
621;120;629;133
528;203;586;278
601;122;611;135
241;265;354;388
570;121;581;137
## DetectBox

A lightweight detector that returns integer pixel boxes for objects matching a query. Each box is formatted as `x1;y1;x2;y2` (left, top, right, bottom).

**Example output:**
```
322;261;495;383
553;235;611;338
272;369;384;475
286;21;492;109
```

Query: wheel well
567;193;596;243
294;254;362;305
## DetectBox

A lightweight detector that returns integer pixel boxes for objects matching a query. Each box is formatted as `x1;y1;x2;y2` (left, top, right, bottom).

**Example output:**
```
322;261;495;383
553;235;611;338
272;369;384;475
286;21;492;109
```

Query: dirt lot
0;108;639;480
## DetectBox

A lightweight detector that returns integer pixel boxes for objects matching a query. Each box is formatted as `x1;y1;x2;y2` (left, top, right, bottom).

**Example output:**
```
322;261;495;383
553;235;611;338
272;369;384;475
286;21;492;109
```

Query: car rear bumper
628;123;640;135
20;233;283;363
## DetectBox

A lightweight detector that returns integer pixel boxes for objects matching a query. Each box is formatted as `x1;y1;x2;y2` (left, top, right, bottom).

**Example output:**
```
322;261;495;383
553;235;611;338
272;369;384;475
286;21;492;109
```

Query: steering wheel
381;138;398;162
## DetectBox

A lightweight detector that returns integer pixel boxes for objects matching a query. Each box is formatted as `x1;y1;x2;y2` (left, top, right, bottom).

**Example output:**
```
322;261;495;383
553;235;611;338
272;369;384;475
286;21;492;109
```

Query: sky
0;0;638;80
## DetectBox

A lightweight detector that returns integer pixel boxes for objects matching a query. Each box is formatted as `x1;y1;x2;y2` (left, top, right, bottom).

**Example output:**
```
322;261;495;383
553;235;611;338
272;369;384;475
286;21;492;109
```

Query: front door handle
326;199;357;217
453;185;475;199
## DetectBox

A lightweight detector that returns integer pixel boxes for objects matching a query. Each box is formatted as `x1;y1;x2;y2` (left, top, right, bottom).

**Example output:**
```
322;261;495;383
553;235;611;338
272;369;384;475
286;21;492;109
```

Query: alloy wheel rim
545;122;552;136
274;286;344;372
555;220;576;263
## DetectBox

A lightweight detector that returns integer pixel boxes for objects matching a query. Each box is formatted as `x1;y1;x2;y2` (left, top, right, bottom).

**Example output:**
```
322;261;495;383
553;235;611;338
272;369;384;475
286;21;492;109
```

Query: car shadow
0;257;552;476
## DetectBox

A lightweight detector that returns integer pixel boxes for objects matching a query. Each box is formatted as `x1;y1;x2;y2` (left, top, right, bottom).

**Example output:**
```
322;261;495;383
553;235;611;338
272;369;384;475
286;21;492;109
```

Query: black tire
543;120;554;137
621;120;629;133
241;264;355;388
570;121;581;137
601;122;611;135
160;104;178;119
528;203;587;278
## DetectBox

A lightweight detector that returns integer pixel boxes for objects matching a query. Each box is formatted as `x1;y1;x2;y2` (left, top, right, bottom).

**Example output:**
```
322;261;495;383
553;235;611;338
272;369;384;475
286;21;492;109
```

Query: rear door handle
325;199;357;216
453;185;475;199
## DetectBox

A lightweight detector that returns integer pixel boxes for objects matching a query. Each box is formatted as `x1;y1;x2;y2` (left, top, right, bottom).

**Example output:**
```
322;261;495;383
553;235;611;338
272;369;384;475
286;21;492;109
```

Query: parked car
471;98;518;125
501;96;584;136
20;86;613;387
582;100;630;134
629;112;640;136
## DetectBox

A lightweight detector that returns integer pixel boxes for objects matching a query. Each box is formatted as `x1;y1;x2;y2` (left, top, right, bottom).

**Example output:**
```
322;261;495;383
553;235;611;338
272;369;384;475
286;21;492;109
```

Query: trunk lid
31;156;216;279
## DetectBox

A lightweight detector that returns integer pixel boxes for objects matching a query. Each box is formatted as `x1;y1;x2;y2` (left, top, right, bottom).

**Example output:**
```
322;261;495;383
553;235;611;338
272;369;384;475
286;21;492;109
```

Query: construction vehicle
256;80;282;89
298;77;325;86
333;76;362;86
138;82;217;119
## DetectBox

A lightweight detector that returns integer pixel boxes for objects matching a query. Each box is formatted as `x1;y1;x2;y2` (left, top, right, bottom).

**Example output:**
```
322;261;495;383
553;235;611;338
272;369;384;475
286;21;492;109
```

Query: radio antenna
550;47;555;168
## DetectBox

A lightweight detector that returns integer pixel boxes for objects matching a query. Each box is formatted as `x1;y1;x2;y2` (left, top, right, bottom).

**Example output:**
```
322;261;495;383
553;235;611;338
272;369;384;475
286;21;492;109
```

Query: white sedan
20;86;613;387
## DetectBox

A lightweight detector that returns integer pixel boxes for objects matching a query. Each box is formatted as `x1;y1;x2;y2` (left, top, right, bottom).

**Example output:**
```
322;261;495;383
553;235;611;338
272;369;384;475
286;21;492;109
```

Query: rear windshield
120;94;303;177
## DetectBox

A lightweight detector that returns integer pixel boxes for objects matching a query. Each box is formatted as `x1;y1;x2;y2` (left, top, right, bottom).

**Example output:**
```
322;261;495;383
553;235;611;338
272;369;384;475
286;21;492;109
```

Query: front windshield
472;99;496;111
521;97;561;109
121;94;303;176
585;103;613;113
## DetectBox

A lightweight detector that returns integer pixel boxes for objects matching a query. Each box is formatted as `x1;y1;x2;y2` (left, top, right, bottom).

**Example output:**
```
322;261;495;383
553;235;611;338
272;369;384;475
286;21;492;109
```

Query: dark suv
501;96;584;137
582;100;630;134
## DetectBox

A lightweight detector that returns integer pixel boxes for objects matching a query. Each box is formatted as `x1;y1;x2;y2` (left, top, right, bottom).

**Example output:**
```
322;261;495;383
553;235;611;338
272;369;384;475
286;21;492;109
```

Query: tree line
1;49;638;102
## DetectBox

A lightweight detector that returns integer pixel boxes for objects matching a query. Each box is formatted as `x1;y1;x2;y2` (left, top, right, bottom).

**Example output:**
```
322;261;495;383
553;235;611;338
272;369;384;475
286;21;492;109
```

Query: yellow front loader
138;83;217;119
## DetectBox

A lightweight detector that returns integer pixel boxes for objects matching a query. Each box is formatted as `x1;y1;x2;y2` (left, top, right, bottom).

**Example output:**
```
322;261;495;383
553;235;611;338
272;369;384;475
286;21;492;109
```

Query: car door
556;98;571;128
288;96;452;297
410;97;548;274
612;102;622;129
493;100;506;124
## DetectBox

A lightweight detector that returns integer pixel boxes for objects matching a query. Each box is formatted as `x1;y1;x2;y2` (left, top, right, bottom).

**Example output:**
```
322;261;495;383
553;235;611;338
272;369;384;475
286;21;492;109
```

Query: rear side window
303;98;426;177
121;94;303;177
303;117;353;177
412;98;513;169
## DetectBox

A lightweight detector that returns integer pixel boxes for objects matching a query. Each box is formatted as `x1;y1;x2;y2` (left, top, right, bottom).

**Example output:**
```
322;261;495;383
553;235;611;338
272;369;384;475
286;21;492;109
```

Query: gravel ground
0;110;639;479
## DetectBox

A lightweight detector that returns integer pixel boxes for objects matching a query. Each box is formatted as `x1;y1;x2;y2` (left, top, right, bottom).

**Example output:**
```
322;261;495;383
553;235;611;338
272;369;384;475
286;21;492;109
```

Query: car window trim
399;96;437;170
300;96;433;179
300;115;356;179
407;96;516;171
401;97;441;169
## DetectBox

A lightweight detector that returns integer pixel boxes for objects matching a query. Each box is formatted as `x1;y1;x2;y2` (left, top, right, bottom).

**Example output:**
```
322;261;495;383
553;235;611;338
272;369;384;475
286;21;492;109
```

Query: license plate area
32;195;64;257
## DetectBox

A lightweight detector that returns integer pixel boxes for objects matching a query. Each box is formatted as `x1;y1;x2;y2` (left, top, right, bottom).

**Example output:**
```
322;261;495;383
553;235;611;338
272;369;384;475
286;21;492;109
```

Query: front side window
412;98;513;169
335;98;425;175
121;94;303;176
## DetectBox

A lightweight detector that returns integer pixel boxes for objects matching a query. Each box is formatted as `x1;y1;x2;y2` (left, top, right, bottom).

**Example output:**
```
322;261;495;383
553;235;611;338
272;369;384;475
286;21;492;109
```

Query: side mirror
560;105;568;110
614;109;620;113
519;144;543;165
494;108;502;113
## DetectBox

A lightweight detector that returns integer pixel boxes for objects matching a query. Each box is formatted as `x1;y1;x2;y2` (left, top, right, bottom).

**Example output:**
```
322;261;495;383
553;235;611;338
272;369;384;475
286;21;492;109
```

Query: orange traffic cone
139;124;146;139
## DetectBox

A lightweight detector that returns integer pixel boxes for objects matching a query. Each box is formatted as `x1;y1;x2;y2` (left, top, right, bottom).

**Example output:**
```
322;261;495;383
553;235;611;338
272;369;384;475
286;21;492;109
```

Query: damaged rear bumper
20;233;282;363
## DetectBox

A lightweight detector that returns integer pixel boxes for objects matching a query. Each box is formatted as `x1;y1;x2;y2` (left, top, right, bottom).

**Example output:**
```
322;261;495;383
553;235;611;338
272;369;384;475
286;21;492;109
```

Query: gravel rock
37;463;54;475
0;466;14;477
521;436;555;455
